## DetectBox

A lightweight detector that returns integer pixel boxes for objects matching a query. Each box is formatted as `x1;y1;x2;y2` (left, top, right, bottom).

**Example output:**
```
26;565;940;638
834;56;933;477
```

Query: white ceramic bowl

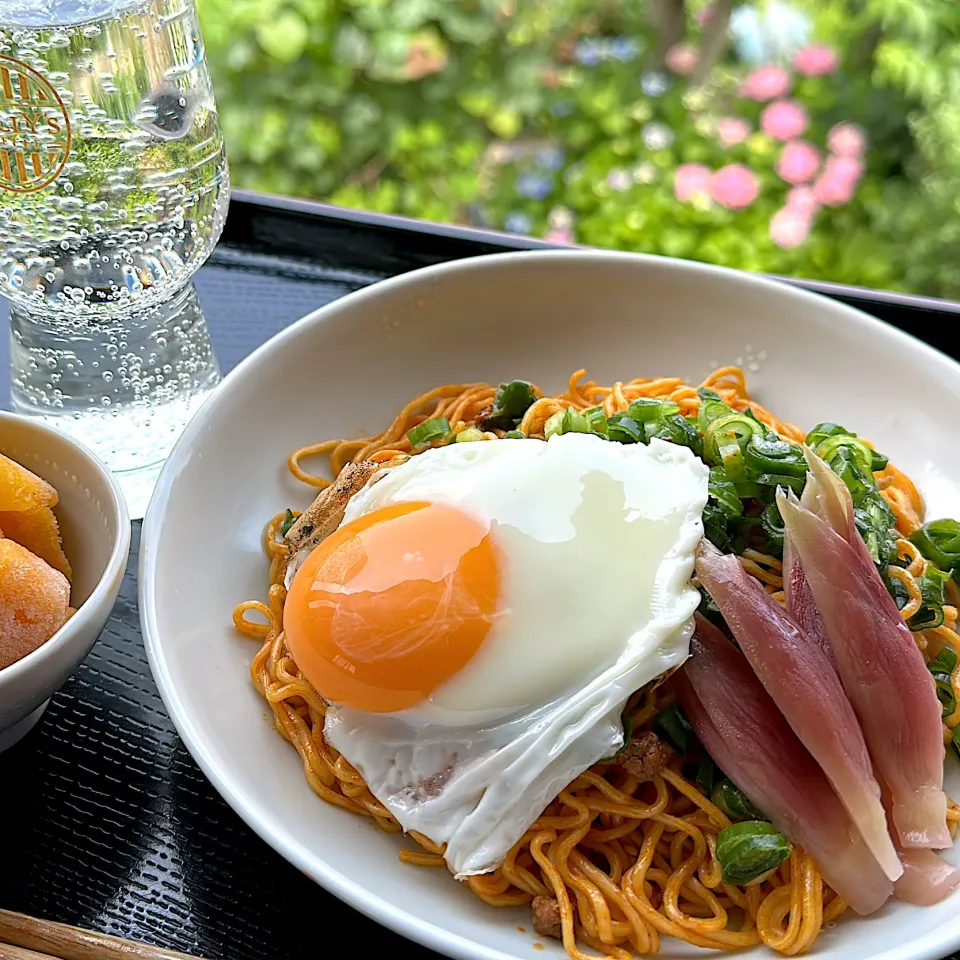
140;250;960;960
0;411;130;752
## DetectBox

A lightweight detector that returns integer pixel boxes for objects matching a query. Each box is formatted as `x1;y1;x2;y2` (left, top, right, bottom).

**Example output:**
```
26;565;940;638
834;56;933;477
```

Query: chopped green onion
583;407;608;435
696;753;717;795
563;408;591;435
544;410;564;439
734;480;763;500
927;646;958;719
480;380;538;430
910;519;960;573
455;427;485;443
806;423;897;566
717;434;747;483
831;452;874;502
606;413;645;444
716;821;792;885
697;388;734;435
543;407;593;440
702;505;734;553
546;407;592;439
628;398;679;423
754;473;806;493
280;508;296;538
744;435;807;479
703;468;744;553
600;712;634;762
805;422;848;447
951;725;960;760
407;417;451;448
708;468;743;518
883;566;912;611
652;703;694;753
760;501;785;556
855;492;898;566
712;780;764;821
703;413;763;469
648;413;703;456
908;567;951;631
504;429;526;439
698;583;727;625
814;433;875;478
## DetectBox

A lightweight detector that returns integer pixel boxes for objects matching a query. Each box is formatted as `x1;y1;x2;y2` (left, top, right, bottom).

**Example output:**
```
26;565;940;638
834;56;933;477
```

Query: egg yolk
284;500;502;713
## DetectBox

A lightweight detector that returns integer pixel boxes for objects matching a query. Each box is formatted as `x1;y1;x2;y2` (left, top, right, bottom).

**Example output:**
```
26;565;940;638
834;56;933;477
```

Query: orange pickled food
0;507;72;578
0;452;58;512
0;538;70;670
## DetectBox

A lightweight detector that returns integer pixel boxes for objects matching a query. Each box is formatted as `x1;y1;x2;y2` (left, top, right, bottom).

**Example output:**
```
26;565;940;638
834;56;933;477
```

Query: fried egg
284;433;708;876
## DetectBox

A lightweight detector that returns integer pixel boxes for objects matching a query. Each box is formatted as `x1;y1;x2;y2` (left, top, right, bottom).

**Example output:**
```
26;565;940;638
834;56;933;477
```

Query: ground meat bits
617;730;672;781
531;896;563;939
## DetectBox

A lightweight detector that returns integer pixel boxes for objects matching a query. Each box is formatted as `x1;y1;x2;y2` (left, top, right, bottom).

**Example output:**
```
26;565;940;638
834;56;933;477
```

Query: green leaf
256;11;309;63
488;107;522;139
335;24;370;67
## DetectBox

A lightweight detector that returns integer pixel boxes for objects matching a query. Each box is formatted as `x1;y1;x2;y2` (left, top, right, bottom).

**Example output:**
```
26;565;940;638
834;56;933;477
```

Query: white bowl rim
139;248;960;960
0;409;131;683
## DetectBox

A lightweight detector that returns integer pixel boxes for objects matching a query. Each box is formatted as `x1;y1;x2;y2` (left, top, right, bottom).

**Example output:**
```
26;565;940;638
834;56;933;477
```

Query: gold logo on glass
0;54;71;193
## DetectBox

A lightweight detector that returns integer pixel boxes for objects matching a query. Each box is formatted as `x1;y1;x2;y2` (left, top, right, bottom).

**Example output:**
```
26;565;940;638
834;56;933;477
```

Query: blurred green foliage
197;0;960;298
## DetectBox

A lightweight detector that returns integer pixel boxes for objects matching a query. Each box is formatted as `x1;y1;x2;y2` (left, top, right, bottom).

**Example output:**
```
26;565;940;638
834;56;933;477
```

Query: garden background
196;0;960;299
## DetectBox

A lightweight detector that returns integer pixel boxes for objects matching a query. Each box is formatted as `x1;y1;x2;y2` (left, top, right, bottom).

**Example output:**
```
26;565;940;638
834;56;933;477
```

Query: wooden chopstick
0;911;207;960
1;943;58;960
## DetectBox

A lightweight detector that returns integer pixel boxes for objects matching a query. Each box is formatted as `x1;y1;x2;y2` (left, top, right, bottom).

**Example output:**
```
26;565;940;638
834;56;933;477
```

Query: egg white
321;433;709;877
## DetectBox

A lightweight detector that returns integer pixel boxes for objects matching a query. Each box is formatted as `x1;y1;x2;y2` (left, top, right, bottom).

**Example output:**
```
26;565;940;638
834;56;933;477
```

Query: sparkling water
0;0;228;516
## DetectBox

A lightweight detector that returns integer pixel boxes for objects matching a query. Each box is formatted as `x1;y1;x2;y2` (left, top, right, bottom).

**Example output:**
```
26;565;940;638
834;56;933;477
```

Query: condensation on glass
0;0;228;517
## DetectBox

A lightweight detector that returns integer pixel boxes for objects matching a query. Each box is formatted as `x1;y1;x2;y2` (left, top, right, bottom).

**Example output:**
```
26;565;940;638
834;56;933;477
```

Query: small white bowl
0;411;130;752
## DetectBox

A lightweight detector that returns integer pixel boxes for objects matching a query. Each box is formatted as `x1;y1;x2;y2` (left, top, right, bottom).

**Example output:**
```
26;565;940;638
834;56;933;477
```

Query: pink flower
760;100;809;141
710;164;759;209
740;65;791;101
674;163;713;202
770;207;811;248
775;140;821;184
717;116;750;147
793;44;839;77
812;157;863;207
824;154;863;183
695;5;715;24
827;122;867;157
786;185;820;217
665;43;698;75
545;227;575;246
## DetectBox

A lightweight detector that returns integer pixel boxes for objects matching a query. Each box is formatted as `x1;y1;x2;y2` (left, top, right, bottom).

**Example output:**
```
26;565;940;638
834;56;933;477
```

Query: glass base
9;281;220;519
113;459;166;521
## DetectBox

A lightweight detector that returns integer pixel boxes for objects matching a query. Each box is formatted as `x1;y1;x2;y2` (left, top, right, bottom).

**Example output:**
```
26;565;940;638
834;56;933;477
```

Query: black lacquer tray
1;190;959;959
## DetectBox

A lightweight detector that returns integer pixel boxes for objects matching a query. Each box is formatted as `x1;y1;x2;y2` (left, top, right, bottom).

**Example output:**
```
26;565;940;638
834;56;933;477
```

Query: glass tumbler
0;0;228;517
